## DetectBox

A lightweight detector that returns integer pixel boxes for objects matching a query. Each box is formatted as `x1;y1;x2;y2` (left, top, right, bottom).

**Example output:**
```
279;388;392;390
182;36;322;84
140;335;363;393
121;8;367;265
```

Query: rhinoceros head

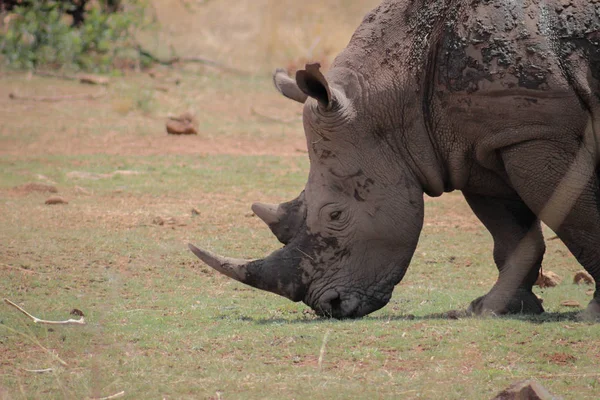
190;64;425;318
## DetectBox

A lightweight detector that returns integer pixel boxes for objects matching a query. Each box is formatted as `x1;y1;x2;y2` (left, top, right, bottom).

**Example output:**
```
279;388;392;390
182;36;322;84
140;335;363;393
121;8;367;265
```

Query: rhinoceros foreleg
463;193;545;315
501;139;600;320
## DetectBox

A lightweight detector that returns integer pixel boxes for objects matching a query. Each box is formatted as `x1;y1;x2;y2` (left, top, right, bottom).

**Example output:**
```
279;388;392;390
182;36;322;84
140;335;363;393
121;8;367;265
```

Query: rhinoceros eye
329;211;342;221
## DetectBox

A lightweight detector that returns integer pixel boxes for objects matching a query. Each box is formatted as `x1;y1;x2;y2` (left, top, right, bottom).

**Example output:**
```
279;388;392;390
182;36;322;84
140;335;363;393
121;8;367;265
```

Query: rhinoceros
189;0;600;319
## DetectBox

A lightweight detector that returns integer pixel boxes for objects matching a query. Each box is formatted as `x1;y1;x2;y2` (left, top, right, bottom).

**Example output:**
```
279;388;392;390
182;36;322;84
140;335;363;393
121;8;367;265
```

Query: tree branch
135;45;248;75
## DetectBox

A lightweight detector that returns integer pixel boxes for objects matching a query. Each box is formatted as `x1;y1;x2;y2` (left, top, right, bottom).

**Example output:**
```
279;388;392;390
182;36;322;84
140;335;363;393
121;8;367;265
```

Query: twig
34;71;78;81
135;45;247;75
9;90;106;102
318;329;331;370
250;107;299;124
88;391;125;400
4;298;86;325
295;248;314;261
23;368;54;373
0;262;46;274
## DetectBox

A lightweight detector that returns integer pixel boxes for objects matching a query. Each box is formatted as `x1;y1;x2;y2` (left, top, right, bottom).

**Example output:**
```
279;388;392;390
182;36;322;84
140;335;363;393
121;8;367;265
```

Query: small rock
491;379;559;400
191;208;200;216
535;270;562;288
45;196;68;205
560;300;581;308
166;120;198;135
152;216;165;226
166;112;198;135
15;182;58;194
573;271;594;285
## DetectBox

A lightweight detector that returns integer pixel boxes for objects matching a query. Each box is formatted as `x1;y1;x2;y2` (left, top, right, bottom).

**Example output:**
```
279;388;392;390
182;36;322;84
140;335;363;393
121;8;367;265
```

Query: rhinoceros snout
314;291;367;319
313;289;393;319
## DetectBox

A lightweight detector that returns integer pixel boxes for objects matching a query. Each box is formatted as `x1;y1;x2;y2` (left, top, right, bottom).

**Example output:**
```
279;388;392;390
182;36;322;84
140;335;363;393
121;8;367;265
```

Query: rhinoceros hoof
577;299;600;322
467;290;545;316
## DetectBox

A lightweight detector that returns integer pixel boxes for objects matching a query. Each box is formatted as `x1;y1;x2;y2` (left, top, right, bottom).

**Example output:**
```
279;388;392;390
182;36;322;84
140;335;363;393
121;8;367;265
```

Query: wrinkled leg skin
501;139;600;321
463;193;545;315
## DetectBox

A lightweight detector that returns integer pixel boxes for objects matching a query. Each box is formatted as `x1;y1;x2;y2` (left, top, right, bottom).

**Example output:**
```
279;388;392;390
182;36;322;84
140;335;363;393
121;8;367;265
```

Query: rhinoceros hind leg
463;193;545;315
501;138;600;320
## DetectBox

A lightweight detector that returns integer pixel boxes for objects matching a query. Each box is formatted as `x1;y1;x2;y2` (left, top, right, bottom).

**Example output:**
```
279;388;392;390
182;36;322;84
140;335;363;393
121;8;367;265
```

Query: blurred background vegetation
0;0;380;74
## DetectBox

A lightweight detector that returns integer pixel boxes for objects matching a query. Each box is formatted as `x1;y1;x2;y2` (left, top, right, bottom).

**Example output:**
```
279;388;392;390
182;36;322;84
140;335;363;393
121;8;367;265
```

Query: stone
166;112;198;135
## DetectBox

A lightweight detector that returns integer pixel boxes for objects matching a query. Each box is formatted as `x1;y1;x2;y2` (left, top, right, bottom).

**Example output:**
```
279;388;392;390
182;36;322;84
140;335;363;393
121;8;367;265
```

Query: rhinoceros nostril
329;296;343;316
317;290;341;317
316;291;363;319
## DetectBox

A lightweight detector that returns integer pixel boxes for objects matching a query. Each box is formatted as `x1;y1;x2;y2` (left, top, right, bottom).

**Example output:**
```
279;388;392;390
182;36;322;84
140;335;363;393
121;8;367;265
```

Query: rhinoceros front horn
188;243;306;302
188;244;250;282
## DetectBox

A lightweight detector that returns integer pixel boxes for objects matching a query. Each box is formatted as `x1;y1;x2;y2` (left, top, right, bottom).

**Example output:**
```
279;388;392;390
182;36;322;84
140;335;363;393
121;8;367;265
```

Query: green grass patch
1;70;598;399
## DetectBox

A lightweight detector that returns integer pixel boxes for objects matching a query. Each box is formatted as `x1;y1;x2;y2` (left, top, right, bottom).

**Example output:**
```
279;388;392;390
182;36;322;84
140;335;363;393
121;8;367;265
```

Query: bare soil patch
0;72;307;158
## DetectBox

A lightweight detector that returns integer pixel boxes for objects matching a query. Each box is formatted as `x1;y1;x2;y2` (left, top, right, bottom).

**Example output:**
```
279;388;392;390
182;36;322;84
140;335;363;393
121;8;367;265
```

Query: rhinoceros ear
273;68;308;104
295;63;333;109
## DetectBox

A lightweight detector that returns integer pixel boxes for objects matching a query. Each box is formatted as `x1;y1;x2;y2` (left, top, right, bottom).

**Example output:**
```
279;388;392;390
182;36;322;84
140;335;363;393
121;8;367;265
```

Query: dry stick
3;298;86;325
9;91;106;102
135;45;248;75
0;262;46;274
1;324;68;366
23;368;54;373
318;329;331;370
88;391;125;400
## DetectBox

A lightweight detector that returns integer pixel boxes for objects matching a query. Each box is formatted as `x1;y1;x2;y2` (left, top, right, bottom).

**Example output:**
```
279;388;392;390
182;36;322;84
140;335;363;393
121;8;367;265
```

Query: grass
1;119;598;399
1;2;599;398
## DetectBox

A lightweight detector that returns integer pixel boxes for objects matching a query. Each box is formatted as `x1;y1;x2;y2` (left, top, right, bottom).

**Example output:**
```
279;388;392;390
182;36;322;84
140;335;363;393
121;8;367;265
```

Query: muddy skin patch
353;178;375;202
438;26;493;93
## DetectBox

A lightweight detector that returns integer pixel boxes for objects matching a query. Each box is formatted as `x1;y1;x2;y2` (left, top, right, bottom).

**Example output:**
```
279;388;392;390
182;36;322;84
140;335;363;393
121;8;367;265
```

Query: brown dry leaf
534;270;562;288
573;271;594;285
560;300;581;308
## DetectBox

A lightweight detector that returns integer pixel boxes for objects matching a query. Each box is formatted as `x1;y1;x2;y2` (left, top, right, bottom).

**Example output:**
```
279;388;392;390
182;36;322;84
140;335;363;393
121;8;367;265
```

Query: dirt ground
0;70;308;158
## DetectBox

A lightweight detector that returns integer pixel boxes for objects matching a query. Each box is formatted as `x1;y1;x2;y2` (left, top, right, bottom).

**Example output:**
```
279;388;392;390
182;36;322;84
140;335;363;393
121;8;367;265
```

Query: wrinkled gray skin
190;0;600;319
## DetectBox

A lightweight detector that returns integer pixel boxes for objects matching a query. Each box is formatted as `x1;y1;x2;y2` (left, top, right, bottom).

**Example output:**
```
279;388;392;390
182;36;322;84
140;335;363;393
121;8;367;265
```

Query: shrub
0;0;147;72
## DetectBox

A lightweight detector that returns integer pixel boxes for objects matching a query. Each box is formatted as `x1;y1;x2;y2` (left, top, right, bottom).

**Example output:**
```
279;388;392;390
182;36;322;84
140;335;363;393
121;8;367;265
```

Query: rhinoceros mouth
310;288;390;319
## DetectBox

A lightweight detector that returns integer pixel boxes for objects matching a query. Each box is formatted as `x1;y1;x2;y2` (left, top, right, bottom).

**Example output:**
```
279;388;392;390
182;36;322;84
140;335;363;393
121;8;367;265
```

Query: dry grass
141;0;380;73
